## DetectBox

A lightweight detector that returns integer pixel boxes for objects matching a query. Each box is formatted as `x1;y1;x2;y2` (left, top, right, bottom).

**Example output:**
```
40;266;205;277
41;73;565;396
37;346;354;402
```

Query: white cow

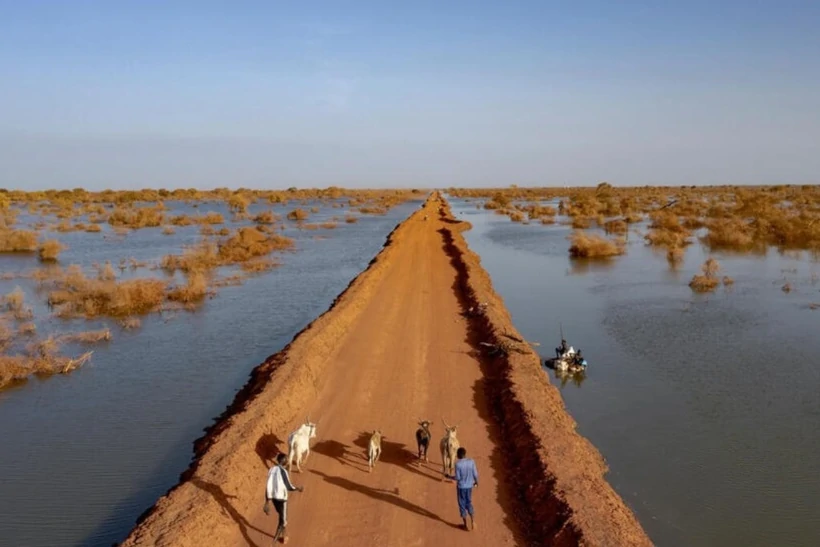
287;417;317;473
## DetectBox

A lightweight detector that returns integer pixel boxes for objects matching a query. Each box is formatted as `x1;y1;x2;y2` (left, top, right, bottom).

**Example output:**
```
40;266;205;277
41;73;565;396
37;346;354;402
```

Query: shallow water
450;197;820;547
0;200;417;547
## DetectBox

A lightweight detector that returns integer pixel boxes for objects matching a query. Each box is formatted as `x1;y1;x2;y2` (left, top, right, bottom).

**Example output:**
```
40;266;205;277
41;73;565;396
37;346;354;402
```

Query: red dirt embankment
121;193;651;546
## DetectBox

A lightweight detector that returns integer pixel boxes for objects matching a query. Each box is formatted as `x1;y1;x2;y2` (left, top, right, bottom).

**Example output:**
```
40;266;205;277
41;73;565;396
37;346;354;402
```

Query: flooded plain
450;196;820;547
0;199;417;547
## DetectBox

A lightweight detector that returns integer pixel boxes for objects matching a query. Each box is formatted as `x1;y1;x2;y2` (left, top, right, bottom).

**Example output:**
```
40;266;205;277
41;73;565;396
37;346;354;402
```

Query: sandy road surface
242;209;522;545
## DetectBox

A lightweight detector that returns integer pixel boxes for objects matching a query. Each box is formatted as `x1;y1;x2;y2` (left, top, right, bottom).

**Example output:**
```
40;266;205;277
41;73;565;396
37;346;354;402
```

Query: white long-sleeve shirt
266;464;297;501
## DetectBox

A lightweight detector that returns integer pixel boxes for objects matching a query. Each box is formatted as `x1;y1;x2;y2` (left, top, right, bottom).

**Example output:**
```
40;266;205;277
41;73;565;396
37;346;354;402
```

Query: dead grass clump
162;226;176;236
702;218;755;250
320;222;338;229
604;219;628;235
782;282;793;293
571;216;592;229
509;211;526;223
540;217;556;225
167;271;209;303
217;227;294;263
0;229;38;252
48;273;168;318
689;258;721;292
254;211;279;225
568;232;625;258
85;224;102;233
287;208;310;221
107;206;164;229
161;241;220;273
38;239;65;262
722;276;735;286
345;215;358;223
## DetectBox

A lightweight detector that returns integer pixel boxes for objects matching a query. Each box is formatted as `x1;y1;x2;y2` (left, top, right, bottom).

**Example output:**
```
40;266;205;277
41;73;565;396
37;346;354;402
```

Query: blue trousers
457;487;474;518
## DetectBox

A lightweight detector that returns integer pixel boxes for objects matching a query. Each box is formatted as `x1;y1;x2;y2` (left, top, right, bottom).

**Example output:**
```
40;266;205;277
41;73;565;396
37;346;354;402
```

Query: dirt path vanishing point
122;194;651;547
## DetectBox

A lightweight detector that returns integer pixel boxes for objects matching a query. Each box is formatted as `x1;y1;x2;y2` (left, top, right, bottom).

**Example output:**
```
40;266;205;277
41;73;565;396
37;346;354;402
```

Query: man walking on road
454;446;479;531
264;453;304;544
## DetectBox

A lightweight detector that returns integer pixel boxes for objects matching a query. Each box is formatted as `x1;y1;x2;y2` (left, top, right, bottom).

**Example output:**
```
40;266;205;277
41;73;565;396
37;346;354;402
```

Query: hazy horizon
2;1;819;190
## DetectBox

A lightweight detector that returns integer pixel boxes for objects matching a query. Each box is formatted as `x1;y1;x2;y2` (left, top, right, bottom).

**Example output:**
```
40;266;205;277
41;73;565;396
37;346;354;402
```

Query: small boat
544;345;588;374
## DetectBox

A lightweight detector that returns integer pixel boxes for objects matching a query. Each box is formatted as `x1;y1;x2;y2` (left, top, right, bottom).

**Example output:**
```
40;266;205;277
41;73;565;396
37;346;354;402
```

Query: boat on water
544;343;588;374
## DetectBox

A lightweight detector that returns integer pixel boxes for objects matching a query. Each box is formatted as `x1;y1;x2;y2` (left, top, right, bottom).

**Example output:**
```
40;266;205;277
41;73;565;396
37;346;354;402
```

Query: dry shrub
162;226;176;236
345;215;358;224
702;218;755;250
167;270;209;303
38;239;65;262
571;216;592;229
0;229;38;252
310;207;320;213
690;258;721;292
85;224;102;233
568;231;625;258
509;211;526;222
0;342;93;388
782;282;792;293
320;222;338;229
200;225;215;236
722;276;735;286
287;208;310;221
161;241;220;273
254;211;278;224
604;219;628;235
217;227;294;263
47;272;168;318
108;206;164;228
540;217;556;225
358;206;387;215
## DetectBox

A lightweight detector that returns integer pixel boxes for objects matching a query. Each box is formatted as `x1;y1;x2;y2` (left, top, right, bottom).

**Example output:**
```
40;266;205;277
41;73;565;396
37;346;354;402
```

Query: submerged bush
689;258;722;292
568;231;625;258
0;229;38;252
38;240;65;262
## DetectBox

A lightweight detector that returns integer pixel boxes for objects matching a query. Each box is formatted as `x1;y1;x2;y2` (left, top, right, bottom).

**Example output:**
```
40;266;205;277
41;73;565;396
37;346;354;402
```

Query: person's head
276;453;287;466
457;447;467;459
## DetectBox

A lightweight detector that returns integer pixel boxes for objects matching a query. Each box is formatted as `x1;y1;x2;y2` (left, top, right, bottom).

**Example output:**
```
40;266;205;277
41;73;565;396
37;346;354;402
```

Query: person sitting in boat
556;339;569;359
574;350;585;367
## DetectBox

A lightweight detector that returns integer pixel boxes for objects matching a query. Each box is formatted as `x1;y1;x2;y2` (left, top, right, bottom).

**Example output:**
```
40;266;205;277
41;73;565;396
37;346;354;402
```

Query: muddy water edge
449;195;820;547
0;200;419;547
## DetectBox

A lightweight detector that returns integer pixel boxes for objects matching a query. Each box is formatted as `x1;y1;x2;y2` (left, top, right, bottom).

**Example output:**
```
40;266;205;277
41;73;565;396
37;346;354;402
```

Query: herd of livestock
284;417;461;476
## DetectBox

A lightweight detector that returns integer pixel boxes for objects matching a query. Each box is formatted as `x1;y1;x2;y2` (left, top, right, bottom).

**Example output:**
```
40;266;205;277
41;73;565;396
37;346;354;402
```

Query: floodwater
0;199;418;547
449;197;820;547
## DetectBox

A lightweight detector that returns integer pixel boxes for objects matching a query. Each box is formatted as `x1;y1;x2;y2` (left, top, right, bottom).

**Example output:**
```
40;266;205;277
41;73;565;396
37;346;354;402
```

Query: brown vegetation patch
568;232;625;258
690;258;722;292
0;229;38;253
38;239;65;262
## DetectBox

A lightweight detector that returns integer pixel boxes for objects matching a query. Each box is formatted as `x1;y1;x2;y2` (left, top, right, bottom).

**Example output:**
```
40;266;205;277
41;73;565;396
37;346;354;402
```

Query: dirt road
240;206;522;546
123;195;650;547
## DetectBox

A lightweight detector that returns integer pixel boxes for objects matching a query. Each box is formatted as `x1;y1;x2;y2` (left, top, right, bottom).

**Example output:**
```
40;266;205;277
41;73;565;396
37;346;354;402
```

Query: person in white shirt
264;453;304;544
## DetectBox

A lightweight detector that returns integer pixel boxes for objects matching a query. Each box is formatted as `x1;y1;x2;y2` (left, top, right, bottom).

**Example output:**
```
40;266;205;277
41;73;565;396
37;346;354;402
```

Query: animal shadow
255;432;285;467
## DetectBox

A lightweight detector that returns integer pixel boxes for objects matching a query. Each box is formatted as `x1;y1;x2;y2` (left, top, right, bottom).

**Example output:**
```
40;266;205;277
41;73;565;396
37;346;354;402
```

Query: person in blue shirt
453;446;479;531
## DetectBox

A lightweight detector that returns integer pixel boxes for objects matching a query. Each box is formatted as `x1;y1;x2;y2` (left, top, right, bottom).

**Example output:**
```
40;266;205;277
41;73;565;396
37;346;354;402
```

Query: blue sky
1;1;819;189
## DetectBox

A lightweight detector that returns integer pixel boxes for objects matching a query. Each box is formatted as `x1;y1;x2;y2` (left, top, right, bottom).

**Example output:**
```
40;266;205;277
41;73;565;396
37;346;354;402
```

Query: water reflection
566;257;618;276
